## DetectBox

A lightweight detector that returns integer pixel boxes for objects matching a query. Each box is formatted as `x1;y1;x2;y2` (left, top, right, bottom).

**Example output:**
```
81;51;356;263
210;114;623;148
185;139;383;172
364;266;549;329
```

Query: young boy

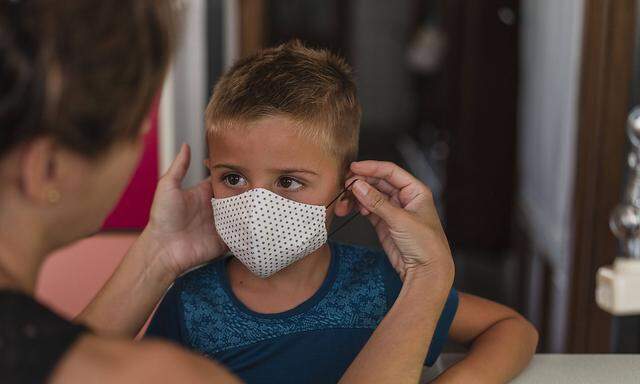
147;41;538;383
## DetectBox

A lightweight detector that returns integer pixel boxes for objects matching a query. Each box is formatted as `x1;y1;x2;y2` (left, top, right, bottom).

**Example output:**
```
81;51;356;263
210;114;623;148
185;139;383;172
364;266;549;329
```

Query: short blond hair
205;40;361;172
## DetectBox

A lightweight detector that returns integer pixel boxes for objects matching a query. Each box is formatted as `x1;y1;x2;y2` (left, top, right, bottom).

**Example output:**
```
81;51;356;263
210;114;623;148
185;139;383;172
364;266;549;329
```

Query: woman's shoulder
0;290;236;384
0;290;87;383
0;291;238;384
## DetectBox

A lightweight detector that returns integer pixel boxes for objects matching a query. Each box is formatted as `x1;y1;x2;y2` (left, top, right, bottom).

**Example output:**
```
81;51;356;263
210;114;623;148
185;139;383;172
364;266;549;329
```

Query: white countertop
421;354;640;383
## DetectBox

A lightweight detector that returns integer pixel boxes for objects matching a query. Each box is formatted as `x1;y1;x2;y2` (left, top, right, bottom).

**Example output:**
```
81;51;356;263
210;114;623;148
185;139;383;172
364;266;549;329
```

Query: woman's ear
19;137;60;205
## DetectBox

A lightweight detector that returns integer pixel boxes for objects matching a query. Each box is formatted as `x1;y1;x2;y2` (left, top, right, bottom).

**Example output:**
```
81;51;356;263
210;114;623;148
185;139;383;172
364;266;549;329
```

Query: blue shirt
147;242;458;384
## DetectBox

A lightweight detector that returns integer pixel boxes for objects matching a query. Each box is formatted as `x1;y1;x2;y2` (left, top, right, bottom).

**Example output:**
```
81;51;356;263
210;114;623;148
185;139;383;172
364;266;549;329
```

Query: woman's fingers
351;180;406;226
346;176;402;203
347;175;398;199
350;161;428;206
162;143;191;187
350;161;418;190
346;177;401;216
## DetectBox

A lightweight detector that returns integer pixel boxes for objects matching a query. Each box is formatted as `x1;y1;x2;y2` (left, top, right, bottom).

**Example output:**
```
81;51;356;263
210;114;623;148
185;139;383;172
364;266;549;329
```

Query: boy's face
206;115;352;228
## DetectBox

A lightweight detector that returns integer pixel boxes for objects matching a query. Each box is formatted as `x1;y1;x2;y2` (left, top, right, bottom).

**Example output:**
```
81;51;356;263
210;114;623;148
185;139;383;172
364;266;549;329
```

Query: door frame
568;0;637;352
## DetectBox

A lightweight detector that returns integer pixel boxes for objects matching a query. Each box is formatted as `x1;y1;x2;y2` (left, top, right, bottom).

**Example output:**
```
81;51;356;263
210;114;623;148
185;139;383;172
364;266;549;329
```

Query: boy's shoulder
171;257;229;304
330;241;394;279
328;242;402;312
331;241;383;260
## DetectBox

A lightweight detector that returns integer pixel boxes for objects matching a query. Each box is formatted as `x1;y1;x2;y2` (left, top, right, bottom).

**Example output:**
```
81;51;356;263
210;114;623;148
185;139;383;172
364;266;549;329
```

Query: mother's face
8;122;151;245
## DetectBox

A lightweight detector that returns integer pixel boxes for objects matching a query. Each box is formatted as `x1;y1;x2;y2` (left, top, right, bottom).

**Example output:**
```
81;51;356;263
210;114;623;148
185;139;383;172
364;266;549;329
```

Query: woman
0;1;460;383
0;1;239;382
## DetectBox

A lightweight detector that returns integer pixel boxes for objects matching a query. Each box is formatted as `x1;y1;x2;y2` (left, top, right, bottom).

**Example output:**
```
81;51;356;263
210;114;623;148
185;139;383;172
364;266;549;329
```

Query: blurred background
36;0;640;354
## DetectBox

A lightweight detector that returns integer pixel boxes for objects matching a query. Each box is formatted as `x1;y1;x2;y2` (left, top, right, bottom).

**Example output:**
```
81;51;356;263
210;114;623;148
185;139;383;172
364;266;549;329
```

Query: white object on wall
597;258;640;316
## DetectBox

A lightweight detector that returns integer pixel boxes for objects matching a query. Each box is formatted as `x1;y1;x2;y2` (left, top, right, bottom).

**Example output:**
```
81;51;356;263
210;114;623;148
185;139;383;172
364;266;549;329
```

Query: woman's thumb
162;143;191;186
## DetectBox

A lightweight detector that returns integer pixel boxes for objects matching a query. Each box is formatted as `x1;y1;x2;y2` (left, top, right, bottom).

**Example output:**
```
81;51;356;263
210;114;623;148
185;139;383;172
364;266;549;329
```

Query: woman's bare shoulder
49;333;241;384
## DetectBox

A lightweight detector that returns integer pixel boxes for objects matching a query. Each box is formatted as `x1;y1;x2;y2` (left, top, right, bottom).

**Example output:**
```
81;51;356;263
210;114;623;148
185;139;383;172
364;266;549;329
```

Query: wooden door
442;0;520;251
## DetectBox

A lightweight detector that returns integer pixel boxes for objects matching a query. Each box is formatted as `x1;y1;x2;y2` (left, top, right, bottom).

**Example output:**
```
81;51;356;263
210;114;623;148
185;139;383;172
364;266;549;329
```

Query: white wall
518;0;584;351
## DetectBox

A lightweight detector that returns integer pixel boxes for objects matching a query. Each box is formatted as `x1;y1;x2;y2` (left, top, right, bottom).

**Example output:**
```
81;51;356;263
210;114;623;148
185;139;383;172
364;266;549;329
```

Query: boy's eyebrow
211;163;248;172
272;168;319;176
211;164;318;176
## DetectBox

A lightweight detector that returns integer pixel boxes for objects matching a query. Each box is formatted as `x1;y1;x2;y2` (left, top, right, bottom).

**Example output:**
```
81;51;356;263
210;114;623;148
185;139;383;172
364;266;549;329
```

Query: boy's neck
227;243;332;299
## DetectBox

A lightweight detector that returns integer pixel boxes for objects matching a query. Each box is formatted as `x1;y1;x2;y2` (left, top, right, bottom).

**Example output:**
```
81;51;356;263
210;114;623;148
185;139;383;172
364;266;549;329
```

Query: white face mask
211;184;357;278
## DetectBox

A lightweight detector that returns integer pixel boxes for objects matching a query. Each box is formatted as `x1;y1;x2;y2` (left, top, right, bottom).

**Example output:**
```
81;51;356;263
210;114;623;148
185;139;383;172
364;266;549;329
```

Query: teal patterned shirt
147;242;458;384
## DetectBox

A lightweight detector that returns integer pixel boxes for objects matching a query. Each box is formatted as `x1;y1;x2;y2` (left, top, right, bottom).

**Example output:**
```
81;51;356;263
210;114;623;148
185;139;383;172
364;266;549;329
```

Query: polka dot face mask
211;182;357;278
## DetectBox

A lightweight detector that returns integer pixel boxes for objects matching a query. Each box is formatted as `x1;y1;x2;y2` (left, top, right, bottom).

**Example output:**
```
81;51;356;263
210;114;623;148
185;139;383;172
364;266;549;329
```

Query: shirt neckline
217;242;340;319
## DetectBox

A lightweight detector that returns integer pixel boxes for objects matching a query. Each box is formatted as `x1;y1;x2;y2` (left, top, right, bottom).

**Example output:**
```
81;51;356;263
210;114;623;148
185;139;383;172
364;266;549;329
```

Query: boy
147;41;538;383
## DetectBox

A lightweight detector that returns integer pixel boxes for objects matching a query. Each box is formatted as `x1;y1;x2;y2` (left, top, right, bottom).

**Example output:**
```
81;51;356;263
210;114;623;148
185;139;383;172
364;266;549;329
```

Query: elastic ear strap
326;179;358;209
328;211;360;238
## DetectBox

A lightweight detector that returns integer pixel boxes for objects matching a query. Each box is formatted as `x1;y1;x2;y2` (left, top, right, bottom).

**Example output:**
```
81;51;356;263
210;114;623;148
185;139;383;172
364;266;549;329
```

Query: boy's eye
277;176;303;191
223;173;247;187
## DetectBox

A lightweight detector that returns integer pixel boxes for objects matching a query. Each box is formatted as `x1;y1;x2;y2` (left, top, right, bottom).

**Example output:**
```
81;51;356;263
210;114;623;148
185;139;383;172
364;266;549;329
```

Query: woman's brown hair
0;0;176;159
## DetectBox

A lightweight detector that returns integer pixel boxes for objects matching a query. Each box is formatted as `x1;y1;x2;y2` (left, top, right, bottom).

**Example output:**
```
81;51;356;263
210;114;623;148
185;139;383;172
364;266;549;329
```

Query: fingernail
353;180;369;196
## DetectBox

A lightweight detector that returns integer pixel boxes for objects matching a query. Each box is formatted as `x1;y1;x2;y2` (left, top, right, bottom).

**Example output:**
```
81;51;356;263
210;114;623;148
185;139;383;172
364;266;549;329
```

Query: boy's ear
334;171;356;217
333;192;354;217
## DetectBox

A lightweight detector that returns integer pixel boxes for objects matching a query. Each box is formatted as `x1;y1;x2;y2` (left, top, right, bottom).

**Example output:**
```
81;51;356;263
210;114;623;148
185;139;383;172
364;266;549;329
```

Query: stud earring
47;188;61;204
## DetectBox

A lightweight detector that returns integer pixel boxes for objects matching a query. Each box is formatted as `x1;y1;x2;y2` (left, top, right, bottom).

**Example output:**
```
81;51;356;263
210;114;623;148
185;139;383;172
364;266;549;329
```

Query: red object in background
102;103;159;230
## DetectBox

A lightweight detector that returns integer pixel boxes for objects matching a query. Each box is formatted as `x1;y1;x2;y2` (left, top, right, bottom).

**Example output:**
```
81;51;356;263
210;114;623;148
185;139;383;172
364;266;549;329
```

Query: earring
47;188;61;204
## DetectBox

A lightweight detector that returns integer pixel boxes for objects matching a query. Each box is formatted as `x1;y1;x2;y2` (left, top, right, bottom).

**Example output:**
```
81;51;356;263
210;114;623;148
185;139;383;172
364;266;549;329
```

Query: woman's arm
341;267;453;383
432;293;538;383
77;144;226;337
339;161;455;384
75;230;178;337
50;335;242;384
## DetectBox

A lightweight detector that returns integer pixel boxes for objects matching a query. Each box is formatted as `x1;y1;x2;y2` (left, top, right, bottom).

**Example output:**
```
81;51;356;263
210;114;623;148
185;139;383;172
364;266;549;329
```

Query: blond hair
205;40;361;172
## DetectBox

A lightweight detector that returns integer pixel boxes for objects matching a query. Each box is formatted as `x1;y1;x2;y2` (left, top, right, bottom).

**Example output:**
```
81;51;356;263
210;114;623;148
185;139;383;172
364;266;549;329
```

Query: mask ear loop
327;179;360;238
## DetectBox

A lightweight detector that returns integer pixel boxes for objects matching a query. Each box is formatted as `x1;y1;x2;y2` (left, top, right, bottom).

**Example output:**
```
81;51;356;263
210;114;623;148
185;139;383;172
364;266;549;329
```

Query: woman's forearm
340;267;453;384
433;317;538;383
76;229;176;338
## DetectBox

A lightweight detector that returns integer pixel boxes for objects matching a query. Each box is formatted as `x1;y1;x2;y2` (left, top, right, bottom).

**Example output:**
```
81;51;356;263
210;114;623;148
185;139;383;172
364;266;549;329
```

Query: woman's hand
346;160;453;283
340;161;456;383
144;143;227;279
79;143;227;337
